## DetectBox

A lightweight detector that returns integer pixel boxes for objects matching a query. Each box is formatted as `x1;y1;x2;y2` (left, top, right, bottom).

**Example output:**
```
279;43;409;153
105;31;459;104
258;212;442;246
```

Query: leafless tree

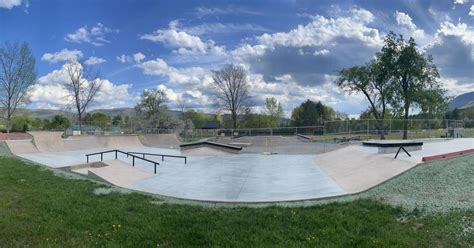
212;64;252;129
0;41;37;133
64;60;102;133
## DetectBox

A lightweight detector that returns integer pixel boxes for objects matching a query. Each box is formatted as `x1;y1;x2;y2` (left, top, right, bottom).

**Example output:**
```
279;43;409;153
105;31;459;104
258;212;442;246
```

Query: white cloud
0;0;21;9
256;8;382;49
31;63;133;110
140;21;227;56
454;0;469;4
84;56;106;65
41;49;83;63
394;11;429;45
435;21;474;45
314;49;330;56
133;52;146;63
138;58;209;85
195;6;261;18
470;5;474;16
65;23;119;46
180;22;270;36
116;54;132;63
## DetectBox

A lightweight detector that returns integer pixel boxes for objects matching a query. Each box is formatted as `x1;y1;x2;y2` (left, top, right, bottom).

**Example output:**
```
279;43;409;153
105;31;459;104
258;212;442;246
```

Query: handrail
85;149;160;174
126;151;187;164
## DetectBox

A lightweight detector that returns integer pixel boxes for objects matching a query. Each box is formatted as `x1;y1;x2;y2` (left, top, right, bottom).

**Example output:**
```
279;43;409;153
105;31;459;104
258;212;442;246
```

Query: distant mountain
449;92;474;110
90;107;136;117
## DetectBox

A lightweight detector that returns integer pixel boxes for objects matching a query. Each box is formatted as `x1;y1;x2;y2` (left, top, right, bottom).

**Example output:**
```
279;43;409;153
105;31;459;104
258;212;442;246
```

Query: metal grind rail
85;149;161;174
126;151;187;164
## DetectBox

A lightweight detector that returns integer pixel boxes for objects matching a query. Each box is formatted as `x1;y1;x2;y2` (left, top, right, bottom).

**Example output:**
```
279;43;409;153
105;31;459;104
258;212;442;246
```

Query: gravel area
365;154;474;213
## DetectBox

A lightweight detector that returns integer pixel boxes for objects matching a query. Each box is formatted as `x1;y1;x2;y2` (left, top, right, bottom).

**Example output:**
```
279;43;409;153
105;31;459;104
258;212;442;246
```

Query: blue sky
1;0;473;117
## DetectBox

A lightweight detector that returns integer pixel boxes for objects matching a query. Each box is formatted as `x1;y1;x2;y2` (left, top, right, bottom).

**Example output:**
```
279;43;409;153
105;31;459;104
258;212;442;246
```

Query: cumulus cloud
393;11;430;45
116;54;132;63
0;0;21;9
65;23;119;46
84;56;106;65
41;49;83;63
116;52;146;63
232;7;383;88
133;52;146;63
30;63;133;110
139;58;210;85
257;8;382;48
140;21;227;56
470;5;474;16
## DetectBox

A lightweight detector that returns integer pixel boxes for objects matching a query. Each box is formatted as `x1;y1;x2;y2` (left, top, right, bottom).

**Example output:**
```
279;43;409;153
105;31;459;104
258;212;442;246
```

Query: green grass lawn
0;148;473;246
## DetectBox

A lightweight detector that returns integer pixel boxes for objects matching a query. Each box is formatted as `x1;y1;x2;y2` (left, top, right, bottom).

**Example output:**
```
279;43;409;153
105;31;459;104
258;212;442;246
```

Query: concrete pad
88;160;154;187
316;145;417;194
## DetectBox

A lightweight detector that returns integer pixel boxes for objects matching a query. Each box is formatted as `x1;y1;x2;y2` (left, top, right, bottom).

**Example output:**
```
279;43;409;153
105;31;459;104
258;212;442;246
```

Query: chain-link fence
25;118;471;142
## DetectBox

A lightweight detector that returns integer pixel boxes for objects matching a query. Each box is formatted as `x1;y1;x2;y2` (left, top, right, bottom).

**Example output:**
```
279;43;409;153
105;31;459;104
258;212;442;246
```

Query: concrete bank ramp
5;139;39;154
28;131;65;152
316;145;417;194
88;160;154;187
26;132;144;152
139;134;181;147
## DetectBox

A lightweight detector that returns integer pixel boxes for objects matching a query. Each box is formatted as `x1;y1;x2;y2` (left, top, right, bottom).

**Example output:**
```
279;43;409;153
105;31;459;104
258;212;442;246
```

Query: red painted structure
422;148;474;162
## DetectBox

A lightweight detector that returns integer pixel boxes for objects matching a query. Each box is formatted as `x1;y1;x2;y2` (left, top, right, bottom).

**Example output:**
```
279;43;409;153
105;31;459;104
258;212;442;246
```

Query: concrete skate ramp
5;139;39;154
139;133;181;147
24;132;145;153
316;145;417;194
87;160;154;187
28;131;65;152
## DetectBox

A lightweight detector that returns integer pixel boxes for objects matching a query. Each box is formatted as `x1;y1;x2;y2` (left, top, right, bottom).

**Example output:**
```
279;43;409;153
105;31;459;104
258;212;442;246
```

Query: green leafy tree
49;115;70;130
264;97;284;127
135;89;177;130
291;100;335;126
112;115;123;126
387;34;447;139
336;34;395;139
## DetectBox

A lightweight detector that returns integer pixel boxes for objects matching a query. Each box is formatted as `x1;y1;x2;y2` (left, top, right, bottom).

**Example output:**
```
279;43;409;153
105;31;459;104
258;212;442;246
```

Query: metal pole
86;155;89;163
154;163;157;174
132;156;135;166
115;150;117;159
100;153;103;161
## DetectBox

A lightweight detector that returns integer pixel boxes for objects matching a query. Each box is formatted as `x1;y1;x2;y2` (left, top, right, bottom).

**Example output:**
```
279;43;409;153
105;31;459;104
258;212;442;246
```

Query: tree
211;64;252;129
64;61;102;133
336;34;395;139
112;115;123;126
49;115;70;130
387;34;447;139
291;100;335;126
0;41;37;133
264;97;284;127
135;89;175;131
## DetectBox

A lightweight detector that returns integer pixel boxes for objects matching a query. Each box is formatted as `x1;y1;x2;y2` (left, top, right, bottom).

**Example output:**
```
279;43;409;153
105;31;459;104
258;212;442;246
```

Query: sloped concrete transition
6;131;473;202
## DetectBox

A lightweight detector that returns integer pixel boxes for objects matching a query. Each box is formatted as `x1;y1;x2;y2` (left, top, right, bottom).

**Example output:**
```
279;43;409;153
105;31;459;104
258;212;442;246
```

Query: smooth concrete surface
316;145;417;193
17;146;346;202
11;135;474;203
88;160;154;187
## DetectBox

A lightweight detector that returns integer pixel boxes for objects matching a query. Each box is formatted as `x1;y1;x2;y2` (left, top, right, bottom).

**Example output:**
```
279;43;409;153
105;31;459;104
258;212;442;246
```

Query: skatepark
5;131;474;202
